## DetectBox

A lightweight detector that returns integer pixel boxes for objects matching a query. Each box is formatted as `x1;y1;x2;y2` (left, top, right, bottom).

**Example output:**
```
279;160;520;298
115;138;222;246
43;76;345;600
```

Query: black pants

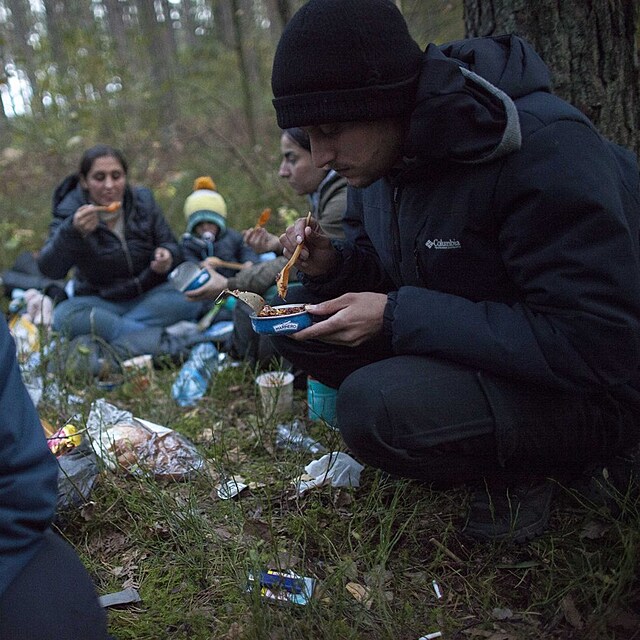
0;530;110;640
271;319;640;486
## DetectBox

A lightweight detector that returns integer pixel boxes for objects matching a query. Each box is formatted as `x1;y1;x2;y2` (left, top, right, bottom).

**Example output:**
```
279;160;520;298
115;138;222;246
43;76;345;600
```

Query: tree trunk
230;0;257;146
463;0;640;157
136;0;180;137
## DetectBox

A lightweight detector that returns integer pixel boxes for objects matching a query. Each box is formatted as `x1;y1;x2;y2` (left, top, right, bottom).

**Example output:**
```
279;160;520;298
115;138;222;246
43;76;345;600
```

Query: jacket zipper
105;223;142;294
390;183;403;284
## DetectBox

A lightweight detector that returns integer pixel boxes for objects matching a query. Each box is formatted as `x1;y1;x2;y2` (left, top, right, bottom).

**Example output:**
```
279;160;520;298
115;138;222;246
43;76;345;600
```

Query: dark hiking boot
463;479;554;543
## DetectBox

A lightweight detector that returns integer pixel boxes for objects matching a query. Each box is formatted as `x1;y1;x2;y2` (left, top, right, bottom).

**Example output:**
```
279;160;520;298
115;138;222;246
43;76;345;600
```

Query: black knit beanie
271;0;423;129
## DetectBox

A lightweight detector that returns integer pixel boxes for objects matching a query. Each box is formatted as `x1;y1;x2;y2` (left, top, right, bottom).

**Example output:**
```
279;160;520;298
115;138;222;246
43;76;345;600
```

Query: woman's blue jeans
52;282;202;342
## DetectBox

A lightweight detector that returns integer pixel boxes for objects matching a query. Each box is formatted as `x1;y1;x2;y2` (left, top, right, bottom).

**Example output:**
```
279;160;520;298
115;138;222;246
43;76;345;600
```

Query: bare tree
463;0;640;156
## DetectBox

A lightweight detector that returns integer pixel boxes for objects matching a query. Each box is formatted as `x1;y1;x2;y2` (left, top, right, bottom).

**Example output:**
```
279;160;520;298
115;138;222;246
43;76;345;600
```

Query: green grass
38;357;640;640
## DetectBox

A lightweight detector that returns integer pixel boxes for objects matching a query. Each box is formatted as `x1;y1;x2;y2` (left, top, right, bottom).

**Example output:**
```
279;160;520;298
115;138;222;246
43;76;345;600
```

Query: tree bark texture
463;0;640;156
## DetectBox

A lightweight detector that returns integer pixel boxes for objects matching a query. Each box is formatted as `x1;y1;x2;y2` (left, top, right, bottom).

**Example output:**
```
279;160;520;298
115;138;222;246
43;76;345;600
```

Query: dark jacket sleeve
143;189;181;267
0;316;58;598
388;120;640;390
37;200;88;280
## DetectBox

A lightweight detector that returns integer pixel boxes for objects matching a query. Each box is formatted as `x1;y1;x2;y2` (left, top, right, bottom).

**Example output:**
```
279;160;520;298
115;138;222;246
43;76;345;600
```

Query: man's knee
337;367;387;457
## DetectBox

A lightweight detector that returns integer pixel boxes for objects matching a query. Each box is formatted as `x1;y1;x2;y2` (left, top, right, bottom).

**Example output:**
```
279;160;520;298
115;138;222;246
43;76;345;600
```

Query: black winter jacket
305;35;640;403
38;178;181;300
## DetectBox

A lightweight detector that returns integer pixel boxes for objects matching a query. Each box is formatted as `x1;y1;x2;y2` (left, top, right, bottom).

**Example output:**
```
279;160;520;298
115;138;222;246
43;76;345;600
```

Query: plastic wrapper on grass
86;398;206;480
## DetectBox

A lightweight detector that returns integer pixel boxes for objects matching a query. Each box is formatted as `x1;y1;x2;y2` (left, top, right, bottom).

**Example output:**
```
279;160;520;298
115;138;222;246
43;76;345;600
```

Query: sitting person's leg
0;529;110;640
123;282;202;328
53;295;143;341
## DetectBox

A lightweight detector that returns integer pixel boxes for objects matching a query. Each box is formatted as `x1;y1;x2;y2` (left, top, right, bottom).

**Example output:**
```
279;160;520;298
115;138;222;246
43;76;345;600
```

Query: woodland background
0;0;639;271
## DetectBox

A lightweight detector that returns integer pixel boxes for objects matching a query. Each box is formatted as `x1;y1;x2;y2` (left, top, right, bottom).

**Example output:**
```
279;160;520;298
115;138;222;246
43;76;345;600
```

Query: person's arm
140;188;181;270
389;121;640;390
315;173;348;240
37;208;87;280
0;316;58;598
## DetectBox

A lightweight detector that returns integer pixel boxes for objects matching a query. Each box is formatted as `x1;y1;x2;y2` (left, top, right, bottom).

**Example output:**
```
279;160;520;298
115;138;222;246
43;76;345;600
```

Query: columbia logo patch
425;239;461;249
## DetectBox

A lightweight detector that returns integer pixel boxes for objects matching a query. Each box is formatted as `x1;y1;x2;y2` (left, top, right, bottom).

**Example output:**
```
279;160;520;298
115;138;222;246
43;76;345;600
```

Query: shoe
463;478;554;543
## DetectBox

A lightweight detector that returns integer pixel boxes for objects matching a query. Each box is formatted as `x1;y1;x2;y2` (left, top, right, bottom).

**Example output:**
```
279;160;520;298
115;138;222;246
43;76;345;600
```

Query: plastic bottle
171;342;219;407
275;419;326;455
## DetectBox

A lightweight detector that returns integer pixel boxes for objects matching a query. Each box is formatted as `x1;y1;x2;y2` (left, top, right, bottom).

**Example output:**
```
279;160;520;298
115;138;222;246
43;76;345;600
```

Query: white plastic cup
122;354;154;391
255;371;294;418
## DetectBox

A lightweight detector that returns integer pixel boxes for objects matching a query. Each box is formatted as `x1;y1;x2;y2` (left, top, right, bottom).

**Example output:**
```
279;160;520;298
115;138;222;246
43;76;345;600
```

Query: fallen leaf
580;519;609;539
491;607;514;620
346;582;372;609
560;594;584;629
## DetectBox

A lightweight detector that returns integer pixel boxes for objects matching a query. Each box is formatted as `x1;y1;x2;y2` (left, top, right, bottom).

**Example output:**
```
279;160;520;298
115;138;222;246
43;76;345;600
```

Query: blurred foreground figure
0;316;111;639
269;0;640;542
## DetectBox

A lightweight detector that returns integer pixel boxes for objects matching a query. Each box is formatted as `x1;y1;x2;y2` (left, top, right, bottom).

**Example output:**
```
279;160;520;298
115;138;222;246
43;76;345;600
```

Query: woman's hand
184;267;228;302
72;205;100;236
150;247;172;274
292;292;387;346
279;215;339;277
243;227;281;254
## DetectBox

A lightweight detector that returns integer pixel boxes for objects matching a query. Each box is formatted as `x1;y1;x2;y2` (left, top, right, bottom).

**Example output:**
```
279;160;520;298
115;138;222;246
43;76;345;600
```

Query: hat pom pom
193;176;216;191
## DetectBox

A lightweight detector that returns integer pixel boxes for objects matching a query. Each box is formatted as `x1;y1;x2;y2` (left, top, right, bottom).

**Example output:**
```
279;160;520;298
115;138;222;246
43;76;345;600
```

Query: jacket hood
406;34;553;163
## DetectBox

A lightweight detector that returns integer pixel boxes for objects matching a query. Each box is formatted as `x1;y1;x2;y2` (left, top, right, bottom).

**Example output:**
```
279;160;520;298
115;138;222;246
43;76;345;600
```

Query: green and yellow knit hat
184;176;228;235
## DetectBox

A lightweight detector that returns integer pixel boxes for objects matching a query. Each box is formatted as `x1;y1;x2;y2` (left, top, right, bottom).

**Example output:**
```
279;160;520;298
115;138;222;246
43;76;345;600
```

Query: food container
168;262;211;292
250;304;312;335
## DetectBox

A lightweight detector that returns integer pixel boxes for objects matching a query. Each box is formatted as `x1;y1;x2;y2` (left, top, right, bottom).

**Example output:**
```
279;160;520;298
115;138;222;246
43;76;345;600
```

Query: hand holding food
278;213;339;282
291;292;387;346
150;246;172;274
184;268;229;302
243;226;281;254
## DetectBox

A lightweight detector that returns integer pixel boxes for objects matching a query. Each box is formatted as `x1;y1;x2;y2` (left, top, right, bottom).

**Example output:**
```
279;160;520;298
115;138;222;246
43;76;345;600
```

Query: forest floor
36;349;640;640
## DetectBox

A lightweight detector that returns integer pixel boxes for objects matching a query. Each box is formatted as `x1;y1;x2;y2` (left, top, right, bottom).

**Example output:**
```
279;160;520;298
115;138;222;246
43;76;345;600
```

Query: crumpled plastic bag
296;452;364;495
56;439;99;512
86;398;206;480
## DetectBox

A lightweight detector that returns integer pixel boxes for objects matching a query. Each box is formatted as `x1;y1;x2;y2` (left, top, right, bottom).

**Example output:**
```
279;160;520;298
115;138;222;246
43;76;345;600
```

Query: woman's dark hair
284;128;311;152
78;144;128;178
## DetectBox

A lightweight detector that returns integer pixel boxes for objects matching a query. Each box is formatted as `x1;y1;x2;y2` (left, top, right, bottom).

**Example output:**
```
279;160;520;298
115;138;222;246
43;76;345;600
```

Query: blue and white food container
250;304;312;335
168;262;211;292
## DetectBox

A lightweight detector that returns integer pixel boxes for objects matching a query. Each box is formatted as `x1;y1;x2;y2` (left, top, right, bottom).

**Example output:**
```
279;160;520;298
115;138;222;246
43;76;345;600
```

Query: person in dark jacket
269;0;640;542
0;316;110;639
38;144;200;343
181;176;259;281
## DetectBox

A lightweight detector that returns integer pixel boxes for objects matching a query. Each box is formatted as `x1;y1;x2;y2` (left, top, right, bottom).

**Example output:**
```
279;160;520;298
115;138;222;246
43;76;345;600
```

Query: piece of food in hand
254;207;271;230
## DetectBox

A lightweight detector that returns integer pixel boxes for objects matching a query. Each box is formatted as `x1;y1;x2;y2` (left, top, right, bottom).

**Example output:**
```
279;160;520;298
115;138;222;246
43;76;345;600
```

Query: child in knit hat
181;177;259;282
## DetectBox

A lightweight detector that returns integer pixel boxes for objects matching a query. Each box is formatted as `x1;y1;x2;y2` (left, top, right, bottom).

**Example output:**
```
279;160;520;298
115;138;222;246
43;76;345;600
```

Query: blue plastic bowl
168;262;211;292
250;304;312;335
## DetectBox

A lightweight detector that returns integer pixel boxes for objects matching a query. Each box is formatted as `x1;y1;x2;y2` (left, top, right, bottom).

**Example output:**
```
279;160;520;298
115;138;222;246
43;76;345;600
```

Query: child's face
195;221;220;238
